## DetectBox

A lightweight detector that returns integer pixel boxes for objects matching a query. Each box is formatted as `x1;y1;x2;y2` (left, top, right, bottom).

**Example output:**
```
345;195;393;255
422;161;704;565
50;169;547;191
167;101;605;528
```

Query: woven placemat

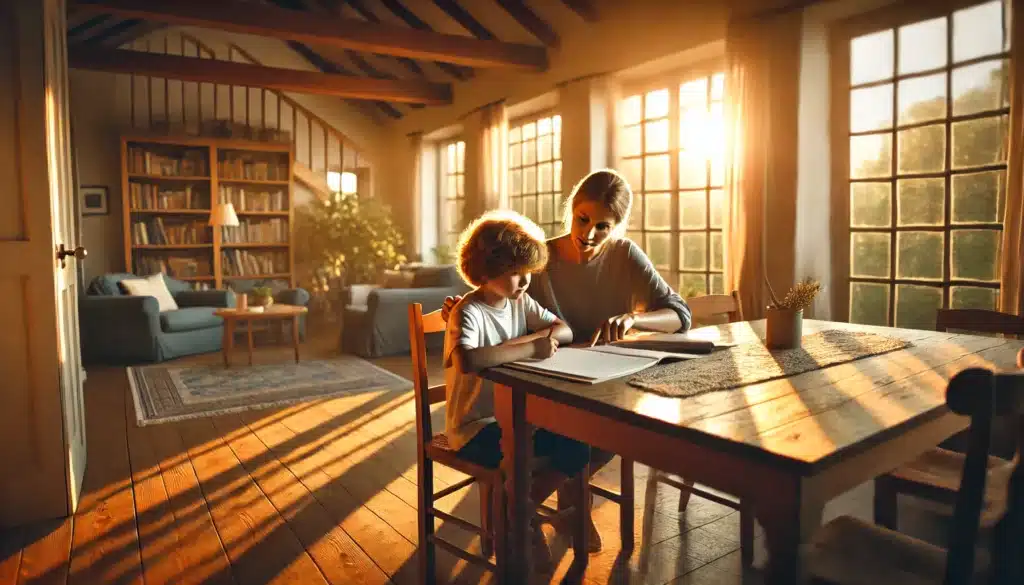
628;329;911;397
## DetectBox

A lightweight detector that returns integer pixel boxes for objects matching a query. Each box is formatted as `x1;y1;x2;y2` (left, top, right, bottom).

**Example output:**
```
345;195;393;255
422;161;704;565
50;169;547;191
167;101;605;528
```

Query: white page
587;344;704;362
508;347;658;383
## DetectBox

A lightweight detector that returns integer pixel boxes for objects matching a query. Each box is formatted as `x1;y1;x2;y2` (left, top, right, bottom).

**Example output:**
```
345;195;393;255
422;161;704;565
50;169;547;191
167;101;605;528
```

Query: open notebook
505;338;730;384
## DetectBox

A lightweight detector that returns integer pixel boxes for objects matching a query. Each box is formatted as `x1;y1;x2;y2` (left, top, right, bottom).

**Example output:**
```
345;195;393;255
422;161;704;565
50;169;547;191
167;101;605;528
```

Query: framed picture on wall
80;185;108;215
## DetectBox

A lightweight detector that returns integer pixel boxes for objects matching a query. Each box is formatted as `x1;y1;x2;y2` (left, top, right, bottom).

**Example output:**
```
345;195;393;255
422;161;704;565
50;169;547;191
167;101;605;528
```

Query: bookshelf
121;135;295;290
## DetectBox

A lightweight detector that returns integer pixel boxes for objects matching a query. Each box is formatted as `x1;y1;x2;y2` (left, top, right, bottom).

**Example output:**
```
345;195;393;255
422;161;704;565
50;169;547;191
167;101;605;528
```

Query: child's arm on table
452;330;560;373
501;320;572;346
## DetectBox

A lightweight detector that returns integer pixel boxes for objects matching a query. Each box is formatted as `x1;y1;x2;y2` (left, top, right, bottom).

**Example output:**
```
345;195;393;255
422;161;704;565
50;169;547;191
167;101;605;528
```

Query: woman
442;169;692;550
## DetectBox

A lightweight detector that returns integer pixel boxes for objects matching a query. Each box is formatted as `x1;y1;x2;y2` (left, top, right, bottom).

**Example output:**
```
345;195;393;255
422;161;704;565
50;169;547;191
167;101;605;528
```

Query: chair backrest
686;291;743;326
408;303;447;449
943;369;1024;585
936;309;1024;338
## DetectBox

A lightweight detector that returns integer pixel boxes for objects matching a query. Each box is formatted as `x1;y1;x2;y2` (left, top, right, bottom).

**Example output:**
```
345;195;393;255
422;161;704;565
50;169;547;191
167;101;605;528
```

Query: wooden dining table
482;319;1024;584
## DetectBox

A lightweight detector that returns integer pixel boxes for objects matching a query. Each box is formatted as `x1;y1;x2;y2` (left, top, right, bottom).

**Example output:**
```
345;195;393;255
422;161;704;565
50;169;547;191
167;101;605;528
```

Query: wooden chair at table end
807;367;1024;585
873;309;1024;534
642;290;755;568
408;303;589;584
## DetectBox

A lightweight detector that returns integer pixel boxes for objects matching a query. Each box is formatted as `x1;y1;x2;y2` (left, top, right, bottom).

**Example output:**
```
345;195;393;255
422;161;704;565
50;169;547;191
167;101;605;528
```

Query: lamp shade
209;202;240;227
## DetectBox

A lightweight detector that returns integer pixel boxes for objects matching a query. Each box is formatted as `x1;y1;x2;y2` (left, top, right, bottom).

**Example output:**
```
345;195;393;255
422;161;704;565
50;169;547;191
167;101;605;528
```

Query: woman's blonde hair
456;210;549;287
561;169;633;235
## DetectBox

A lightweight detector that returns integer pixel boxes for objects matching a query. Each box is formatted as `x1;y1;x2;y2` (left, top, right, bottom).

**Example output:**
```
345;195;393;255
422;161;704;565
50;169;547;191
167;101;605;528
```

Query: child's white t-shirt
443;288;558;450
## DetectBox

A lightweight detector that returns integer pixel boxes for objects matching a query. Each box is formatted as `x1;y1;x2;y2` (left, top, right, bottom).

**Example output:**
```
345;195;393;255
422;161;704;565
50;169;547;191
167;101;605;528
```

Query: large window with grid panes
832;0;1010;330
438;139;466;251
509;114;563;236
618;69;726;298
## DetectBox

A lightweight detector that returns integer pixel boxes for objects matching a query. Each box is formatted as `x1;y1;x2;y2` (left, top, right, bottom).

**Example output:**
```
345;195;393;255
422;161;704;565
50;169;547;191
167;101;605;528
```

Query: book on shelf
220;249;288;277
127;146;208;177
221;218;289;244
218;185;287;212
133;255;212;280
129;183;209;210
131;217;210;245
217;155;288;181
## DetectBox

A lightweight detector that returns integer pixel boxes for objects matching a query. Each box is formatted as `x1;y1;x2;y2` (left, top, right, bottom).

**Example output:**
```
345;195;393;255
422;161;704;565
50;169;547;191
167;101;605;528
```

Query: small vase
766;307;803;349
251;294;274;308
236;293;248;311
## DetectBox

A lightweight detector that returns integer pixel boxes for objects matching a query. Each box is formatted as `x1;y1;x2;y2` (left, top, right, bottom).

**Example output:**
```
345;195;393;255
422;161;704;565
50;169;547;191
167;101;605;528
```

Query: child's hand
532;329;559;359
440;295;463;321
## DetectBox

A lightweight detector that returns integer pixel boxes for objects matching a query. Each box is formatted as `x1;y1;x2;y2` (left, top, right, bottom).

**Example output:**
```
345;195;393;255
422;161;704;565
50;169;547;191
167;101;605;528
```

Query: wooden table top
214;304;308;320
484;319;1024;474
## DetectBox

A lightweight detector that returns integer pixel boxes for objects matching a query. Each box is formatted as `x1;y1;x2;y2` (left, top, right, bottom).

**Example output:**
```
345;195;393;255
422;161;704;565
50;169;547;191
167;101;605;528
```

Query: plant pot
766;307;803;349
251;295;274;308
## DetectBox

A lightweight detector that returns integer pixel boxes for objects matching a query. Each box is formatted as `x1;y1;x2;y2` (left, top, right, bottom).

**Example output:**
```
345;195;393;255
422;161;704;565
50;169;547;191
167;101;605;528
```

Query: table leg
247;320;254;366
756;481;823;584
494;383;531;584
222;320;232;367
291;316;300;363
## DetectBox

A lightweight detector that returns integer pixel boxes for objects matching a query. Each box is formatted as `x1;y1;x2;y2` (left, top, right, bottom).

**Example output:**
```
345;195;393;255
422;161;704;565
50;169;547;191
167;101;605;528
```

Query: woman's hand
440;295;464;321
589;312;637;346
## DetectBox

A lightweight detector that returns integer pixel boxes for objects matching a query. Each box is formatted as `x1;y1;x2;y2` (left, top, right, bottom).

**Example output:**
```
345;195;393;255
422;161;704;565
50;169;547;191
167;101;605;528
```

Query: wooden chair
642;290;754;567
806;367;1024;585
409;303;588;584
873;309;1023;533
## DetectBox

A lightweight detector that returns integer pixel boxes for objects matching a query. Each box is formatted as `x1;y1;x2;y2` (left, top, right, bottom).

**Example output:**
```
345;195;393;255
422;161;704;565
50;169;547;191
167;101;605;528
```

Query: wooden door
0;0;87;526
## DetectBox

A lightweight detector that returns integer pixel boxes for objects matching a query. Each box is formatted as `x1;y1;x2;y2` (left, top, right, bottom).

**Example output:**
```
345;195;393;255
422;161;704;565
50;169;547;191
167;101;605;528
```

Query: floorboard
0;324;955;585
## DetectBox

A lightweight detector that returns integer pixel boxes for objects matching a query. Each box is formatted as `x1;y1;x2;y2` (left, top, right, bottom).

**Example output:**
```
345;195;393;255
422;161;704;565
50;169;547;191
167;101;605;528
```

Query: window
509;114;563;236
619;71;726;298
438;139;466;250
835;0;1010;329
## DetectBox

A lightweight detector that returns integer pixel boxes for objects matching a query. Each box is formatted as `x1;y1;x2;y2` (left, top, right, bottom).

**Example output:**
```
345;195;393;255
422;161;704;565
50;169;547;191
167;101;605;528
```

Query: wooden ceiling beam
432;0;495;40
67;45;452;105
376;0;473;81
73;0;547;70
496;0;559;47
559;0;598;22
285;40;405;118
324;0;426;79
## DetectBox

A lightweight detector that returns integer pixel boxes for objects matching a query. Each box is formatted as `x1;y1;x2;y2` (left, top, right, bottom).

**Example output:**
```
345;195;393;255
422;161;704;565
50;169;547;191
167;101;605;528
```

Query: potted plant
765;277;822;349
249;284;274;308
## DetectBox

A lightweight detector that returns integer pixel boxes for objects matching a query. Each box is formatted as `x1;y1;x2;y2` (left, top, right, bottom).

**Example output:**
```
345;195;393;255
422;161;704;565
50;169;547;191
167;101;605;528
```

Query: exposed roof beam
496;0;559;47
432;0;495;40
376;0;473;80
324;0;426;78
96;22;166;47
80;17;141;44
67;45;453;105
559;0;598;22
74;0;547;70
67;14;111;40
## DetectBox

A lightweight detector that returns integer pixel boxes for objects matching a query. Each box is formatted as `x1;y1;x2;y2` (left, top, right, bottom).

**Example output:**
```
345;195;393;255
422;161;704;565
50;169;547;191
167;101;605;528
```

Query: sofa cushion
121;273;179;312
89;272;136;296
412;265;460;288
160;307;222;333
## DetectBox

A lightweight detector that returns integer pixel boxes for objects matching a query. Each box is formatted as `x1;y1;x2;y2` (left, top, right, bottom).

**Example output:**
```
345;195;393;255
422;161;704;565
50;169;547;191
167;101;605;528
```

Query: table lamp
209;202;240;227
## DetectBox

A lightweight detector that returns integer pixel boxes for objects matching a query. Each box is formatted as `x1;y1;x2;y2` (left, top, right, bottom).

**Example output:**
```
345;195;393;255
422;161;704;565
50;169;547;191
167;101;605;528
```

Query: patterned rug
127;357;413;426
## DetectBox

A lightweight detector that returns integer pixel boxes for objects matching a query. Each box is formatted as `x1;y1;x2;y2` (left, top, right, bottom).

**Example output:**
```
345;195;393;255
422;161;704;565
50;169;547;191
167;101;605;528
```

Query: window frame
829;0;1011;325
618;59;727;298
507;110;563;235
436;138;466;251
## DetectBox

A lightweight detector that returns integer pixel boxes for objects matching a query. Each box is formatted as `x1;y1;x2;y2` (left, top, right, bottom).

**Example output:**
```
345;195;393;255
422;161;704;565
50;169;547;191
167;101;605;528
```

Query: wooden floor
0;324;953;585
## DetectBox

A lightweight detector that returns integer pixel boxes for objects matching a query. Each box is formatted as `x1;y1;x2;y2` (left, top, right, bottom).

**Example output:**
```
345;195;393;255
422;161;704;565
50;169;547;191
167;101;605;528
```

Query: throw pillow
379;270;414;289
120;273;179;312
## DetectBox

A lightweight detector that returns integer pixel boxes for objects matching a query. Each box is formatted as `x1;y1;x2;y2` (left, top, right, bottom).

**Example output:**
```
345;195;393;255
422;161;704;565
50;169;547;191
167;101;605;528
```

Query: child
444;210;587;572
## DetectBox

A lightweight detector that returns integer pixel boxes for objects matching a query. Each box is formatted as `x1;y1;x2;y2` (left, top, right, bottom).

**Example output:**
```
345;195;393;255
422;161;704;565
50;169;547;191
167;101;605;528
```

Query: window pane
523;196;537;223
620;125;642;157
510;195;522;214
953;59;1009;115
851;29;894;85
538;162;553;193
898;17;947;74
679;191;706;229
629;195;643;230
898;124;945;173
953;1;1005;63
537;117;552;135
509;143;521;167
538;195;554;225
850;134;892;178
679;150;707;189
646;232;671;269
510;169;522;196
509;126;521;143
895;284;942;330
851;232;890;278
456;141;465;172
897;231;943;280
952;170;1004;223
897;178;944;226
952;114;1008;169
850;282;890;325
679;273;707;298
523;166;536;194
898;74;947;125
457;174;464;197
850;182;891;227
553;127;561;159
710;273;724;295
645;119;670;152
951;286;998;310
645;193;672;230
554;161;561;193
679;107;706;151
710;233;723;271
646;88;670;119
447;175;457;198
523;139;536;165
680;233;706;270
538;134;552;162
710;154;725;187
711;73;724;100
645;154;671;191
522;122;536;140
621;158;642;192
951;229;1001;281
680;78;707;109
851;84;893;132
622;95;642;125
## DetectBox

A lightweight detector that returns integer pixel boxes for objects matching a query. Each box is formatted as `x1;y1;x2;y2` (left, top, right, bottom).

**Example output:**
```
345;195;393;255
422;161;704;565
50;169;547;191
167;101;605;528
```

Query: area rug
127;356;413;426
629;329;911;397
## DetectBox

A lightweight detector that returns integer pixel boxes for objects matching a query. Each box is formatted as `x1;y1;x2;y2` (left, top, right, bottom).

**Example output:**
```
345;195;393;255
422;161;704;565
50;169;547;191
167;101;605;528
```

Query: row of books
133;256;212;279
128;183;209;210
221;250;288;276
221;219;289;244
219;186;287;212
128;146;208;177
132;218;211;245
218;157;288;181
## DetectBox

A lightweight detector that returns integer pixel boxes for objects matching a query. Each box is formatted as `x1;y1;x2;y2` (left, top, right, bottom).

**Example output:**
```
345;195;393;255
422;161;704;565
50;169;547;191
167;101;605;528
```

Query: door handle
57;244;87;268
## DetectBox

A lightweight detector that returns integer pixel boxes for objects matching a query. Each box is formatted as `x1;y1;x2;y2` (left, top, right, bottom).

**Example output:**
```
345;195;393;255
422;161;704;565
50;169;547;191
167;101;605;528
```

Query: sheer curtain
723;12;802;320
999;0;1024;315
464;101;508;218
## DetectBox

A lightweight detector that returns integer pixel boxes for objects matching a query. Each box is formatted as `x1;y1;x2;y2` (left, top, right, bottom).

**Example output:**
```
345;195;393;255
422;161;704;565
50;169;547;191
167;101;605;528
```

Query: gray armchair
80;273;235;364
341;265;470;358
